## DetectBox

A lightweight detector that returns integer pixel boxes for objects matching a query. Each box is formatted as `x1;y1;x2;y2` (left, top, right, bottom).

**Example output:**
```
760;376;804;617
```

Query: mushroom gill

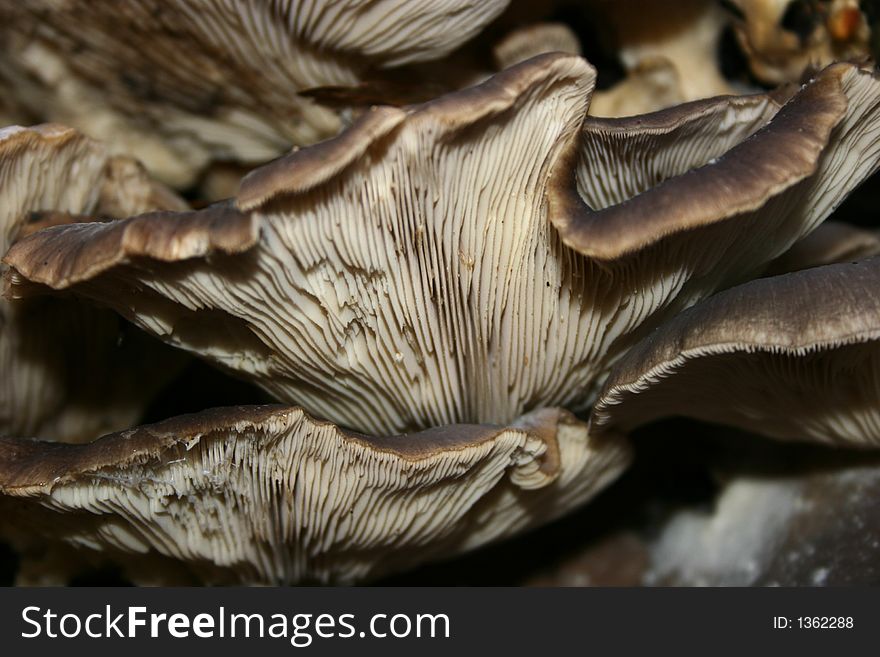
8;56;880;437
0;0;511;187
4;52;880;585
592;256;880;447
0;405;629;584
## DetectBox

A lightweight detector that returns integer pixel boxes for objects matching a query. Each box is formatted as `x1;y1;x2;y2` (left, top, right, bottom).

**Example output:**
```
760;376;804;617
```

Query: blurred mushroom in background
489;1;741;117
586;0;736;115
0;0;511;188
646;459;880;586
724;0;872;84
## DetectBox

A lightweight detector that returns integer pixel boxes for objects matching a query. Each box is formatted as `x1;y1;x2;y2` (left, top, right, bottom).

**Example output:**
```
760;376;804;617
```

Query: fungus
587;0;734;116
724;0;871;85
6;56;880;435
4;53;880;585
589;58;689;118
0;0;510;187
0;405;629;584
0;124;186;443
592;257;880;446
8;54;604;435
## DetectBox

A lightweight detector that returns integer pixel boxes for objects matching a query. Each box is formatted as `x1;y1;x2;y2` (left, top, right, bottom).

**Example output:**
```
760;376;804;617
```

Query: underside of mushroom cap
551;64;857;261
0;0;510;186
576;90;788;211
6;54;607;435
764;221;880;276
0;405;630;584
8;56;880;439
542;61;880;364
592;256;880;447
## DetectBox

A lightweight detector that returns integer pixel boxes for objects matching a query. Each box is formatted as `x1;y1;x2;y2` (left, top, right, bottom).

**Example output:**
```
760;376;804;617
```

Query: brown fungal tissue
1;1;880;587
725;0;872;85
587;0;735;116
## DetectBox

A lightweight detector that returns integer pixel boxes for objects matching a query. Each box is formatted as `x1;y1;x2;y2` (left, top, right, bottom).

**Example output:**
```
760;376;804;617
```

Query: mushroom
493;22;583;70
4;54;880;584
588;58;690;118
0;124;186;443
592;256;880;447
0;0;511;187
492;23;688;120
7;57;880;435
0;404;628;584
586;0;735;116
724;0;871;85
491;1;746;118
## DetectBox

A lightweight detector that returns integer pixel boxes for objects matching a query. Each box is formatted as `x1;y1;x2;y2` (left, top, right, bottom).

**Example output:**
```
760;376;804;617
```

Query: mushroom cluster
2;1;880;585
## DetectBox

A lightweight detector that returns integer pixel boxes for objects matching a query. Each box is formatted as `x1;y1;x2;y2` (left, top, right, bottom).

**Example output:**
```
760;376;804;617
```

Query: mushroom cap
7;57;880;438
548;62;880;357
0;404;630;584
0;0;510;186
592;256;880;447
0;124;186;443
